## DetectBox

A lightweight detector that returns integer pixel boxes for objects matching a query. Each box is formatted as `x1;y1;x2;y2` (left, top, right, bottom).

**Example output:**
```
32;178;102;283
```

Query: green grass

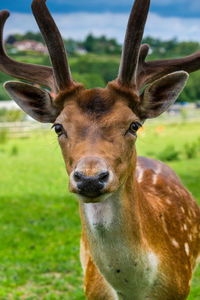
0;122;199;299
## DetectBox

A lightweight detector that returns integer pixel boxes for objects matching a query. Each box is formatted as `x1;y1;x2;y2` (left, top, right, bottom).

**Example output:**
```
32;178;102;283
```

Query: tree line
0;33;200;102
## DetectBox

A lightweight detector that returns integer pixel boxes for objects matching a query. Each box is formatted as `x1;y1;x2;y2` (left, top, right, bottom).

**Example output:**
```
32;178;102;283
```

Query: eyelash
52;124;66;137
126;122;142;136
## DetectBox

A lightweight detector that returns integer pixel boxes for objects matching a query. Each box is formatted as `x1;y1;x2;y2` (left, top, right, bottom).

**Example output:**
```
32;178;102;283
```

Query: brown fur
52;86;200;299
1;1;200;299
2;40;199;300
80;155;200;299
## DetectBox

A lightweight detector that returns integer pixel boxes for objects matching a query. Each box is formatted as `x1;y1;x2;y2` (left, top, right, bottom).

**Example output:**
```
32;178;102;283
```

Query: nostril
74;171;83;182
98;171;109;183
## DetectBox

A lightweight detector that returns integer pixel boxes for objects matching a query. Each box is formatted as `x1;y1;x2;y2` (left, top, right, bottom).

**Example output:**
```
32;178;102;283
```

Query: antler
31;0;73;91
0;0;74;93
118;0;200;91
0;10;54;89
118;0;150;88
137;44;200;90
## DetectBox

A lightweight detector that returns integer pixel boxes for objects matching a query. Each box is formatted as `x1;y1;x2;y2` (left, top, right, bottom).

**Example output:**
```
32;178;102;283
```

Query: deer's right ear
4;82;60;123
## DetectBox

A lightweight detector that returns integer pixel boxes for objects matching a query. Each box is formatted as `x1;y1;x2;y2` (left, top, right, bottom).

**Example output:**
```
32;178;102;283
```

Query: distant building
0;101;20;110
76;47;87;55
13;40;48;54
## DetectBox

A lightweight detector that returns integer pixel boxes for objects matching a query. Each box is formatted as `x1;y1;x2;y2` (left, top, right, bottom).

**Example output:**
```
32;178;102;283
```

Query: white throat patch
82;194;117;230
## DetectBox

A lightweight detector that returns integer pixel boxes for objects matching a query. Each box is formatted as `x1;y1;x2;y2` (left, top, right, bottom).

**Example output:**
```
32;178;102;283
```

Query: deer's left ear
4;81;61;123
139;71;189;119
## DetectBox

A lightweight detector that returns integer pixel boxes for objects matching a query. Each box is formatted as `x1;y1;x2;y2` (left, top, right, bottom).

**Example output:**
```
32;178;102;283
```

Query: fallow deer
0;0;200;299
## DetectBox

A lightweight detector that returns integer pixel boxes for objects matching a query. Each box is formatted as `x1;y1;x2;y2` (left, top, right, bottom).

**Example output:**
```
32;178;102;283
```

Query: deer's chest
92;237;158;299
82;200;159;299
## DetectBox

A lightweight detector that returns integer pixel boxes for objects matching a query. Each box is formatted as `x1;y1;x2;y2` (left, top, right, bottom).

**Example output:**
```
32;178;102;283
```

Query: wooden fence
0;122;50;138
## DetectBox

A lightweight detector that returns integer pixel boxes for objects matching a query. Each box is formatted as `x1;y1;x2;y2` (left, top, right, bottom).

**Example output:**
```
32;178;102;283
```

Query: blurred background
0;0;200;299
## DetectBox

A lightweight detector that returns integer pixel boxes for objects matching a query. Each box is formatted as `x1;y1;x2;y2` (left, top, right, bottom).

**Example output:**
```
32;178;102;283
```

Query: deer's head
1;0;200;202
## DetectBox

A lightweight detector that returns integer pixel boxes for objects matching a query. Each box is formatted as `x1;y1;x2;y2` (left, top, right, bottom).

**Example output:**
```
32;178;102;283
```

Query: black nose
73;171;109;197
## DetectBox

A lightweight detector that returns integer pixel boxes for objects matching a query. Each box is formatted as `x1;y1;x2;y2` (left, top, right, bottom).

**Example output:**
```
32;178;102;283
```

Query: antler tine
0;10;54;89
137;50;200;90
118;0;150;88
32;0;73;91
138;44;150;65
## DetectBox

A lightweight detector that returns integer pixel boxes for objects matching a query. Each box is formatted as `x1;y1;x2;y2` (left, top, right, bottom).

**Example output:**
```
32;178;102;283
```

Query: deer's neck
79;156;159;298
79;153;146;265
80;155;141;245
79;155;159;298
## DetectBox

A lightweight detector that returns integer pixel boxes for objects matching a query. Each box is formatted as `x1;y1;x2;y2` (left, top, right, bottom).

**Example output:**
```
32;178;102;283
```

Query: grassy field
0;121;199;299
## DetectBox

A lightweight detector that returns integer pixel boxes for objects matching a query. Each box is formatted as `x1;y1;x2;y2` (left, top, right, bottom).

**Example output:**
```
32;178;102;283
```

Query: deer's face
54;87;141;202
1;0;190;203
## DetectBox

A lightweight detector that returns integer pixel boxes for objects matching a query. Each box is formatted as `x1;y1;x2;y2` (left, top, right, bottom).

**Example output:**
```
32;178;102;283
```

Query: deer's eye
52;124;64;137
129;122;142;135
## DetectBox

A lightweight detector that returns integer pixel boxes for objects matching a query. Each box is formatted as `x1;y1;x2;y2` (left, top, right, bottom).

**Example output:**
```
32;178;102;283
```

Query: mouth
77;192;112;203
77;189;103;199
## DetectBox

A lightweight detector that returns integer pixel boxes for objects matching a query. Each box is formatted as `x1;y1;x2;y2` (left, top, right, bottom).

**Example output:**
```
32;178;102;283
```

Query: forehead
56;88;138;126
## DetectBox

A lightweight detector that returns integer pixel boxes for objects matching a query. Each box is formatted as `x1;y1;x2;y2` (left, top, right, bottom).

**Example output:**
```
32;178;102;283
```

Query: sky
0;0;200;43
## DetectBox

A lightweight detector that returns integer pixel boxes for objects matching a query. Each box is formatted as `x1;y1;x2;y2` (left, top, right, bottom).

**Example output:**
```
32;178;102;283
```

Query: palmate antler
118;0;200;91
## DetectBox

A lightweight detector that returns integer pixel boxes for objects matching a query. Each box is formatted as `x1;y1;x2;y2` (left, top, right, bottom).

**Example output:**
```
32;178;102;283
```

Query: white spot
138;169;143;183
152;174;157;185
162;218;168;234
171;238;179;248
184;243;190;256
155;164;162;174
148;251;158;265
180;206;185;213
188;234;192;241
112;289;118;300
148;251;158;283
166;199;172;205
192;210;196;217
183;224;187;231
